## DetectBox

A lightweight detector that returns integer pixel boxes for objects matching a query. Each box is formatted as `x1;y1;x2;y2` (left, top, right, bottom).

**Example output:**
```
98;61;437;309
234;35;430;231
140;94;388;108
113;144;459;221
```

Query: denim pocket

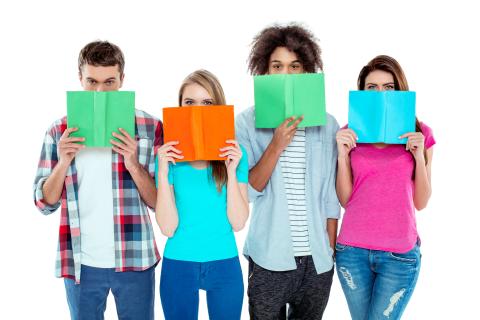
389;246;419;263
335;243;349;252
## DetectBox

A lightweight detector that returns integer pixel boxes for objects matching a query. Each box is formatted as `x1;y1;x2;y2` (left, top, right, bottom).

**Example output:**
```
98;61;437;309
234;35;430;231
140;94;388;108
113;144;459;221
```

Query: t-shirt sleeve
236;145;249;184
421;123;436;149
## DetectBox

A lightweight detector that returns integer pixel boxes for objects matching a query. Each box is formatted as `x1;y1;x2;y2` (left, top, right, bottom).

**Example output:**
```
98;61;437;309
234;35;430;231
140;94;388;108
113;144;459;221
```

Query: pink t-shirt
337;123;436;253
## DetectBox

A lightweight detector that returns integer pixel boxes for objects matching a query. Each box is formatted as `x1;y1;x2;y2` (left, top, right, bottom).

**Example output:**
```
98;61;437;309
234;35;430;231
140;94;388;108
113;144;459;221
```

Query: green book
254;73;326;128
67;91;135;147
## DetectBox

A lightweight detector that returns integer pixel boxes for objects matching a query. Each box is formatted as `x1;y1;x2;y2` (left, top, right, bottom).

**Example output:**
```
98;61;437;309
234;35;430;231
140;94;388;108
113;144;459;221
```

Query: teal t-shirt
155;145;248;262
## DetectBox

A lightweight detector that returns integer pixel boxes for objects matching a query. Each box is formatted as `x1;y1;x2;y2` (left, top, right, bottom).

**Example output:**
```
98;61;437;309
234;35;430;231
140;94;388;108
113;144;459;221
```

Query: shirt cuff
325;202;341;219
34;176;60;215
247;183;264;202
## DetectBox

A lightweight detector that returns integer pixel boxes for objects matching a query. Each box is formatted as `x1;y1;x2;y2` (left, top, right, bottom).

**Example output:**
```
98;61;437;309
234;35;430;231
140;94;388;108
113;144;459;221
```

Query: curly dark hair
248;24;323;75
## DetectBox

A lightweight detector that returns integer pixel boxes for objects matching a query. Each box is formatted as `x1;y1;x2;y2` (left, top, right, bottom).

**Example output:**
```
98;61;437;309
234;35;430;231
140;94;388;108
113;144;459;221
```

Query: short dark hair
78;40;125;75
248;24;323;75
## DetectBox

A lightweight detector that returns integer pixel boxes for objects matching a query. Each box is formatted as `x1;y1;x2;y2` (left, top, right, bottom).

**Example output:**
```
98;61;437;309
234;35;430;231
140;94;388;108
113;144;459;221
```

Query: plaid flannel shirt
33;109;163;283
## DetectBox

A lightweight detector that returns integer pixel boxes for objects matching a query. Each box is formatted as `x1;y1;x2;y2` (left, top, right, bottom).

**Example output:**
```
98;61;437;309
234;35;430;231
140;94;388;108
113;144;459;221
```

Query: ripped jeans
335;243;421;320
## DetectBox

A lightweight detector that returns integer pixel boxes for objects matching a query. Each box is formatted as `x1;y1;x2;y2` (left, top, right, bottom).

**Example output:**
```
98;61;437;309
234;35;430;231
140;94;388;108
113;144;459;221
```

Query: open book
348;91;416;144
163;105;235;161
67;91;135;147
254;73;326;128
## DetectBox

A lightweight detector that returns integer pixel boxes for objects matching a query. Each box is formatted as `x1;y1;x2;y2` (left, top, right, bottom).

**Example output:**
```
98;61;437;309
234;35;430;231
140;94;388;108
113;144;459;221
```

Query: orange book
163;105;235;162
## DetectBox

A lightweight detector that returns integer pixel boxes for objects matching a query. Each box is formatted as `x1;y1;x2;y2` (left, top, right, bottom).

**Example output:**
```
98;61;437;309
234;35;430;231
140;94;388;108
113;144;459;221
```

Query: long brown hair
178;70;228;192
357;55;428;165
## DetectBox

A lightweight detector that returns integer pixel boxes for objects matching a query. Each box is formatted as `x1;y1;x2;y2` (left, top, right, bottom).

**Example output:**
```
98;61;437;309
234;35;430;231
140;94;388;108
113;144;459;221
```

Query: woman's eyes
183;99;213;106
366;84;395;91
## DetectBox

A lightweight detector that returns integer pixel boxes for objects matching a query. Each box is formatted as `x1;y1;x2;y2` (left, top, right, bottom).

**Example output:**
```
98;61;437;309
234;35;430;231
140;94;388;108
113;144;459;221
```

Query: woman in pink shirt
335;55;435;319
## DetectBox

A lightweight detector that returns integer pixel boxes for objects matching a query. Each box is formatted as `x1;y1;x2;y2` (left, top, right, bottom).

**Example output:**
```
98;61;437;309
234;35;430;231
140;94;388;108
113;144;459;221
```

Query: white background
1;0;479;319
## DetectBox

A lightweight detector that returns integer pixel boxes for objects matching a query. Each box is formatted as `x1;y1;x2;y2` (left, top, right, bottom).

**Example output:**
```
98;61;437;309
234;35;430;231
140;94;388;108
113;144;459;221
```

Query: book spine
94;92;107;146
192;107;204;160
382;91;388;143
285;75;294;119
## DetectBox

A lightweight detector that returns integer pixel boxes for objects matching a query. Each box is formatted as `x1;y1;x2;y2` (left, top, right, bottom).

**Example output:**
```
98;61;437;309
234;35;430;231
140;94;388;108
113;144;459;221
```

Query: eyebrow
85;77;116;82
270;60;302;64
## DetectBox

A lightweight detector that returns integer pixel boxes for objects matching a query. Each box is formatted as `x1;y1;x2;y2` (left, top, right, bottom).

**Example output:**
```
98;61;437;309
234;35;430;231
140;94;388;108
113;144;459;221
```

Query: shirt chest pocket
137;137;154;168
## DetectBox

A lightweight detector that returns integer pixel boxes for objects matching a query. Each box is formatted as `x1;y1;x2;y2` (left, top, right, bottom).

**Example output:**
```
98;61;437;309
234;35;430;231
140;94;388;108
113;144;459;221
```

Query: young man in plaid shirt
33;41;162;320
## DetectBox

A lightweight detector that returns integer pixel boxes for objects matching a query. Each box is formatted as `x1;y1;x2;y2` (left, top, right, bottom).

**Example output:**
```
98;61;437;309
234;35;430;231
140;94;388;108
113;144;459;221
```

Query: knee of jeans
382;288;407;318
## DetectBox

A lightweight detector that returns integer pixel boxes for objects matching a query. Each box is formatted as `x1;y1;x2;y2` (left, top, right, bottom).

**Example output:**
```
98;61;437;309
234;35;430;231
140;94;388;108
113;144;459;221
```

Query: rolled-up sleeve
33;131;61;215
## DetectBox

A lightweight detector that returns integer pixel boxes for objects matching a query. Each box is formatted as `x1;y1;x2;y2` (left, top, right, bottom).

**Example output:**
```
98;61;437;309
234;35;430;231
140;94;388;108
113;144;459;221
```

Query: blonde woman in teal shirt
155;69;249;320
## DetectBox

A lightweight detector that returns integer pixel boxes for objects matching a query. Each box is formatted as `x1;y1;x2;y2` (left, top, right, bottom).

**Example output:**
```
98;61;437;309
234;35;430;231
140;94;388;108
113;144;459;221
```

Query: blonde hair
178;69;226;106
178;69;228;192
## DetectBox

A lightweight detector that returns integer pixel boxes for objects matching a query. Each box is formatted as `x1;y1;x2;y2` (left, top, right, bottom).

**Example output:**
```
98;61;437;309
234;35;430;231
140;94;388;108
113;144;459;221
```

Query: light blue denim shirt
235;106;340;274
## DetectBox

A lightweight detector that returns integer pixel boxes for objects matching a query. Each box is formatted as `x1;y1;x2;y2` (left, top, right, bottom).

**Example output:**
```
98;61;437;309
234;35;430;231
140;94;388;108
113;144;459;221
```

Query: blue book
348;91;416;144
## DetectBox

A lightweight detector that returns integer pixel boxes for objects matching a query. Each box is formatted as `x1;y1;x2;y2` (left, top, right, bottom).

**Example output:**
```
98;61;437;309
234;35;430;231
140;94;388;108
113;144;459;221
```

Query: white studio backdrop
0;0;478;318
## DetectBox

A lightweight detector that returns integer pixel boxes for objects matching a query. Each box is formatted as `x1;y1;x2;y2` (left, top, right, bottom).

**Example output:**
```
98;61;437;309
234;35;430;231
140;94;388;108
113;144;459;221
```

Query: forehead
365;70;394;83
81;64;121;78
269;47;299;62
182;83;212;98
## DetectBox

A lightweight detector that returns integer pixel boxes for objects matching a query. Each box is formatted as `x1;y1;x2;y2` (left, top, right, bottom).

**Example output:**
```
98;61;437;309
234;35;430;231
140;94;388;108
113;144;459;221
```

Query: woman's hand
400;132;425;161
336;128;357;158
157;141;184;176
220;140;242;176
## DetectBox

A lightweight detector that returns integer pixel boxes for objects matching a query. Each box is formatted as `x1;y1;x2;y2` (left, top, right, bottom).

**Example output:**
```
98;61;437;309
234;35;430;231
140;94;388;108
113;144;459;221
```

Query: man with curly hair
236;24;341;319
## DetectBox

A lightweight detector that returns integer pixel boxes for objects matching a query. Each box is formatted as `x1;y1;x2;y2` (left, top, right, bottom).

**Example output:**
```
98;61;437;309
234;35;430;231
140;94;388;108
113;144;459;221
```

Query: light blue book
348;91;416;144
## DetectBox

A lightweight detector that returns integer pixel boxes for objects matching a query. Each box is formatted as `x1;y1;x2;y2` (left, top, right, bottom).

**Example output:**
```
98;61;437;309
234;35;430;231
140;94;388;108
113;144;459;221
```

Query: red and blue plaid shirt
33;109;162;283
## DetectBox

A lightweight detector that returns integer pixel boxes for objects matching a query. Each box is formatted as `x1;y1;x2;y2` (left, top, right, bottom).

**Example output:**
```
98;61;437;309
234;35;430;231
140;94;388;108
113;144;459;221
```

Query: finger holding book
220;139;243;174
58;127;85;166
110;127;140;172
157;141;184;174
400;131;425;160
336;128;358;158
271;115;304;152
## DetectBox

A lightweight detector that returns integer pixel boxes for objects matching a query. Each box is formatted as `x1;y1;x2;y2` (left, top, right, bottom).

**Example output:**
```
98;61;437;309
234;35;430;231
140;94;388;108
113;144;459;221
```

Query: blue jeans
335;243;421;320
160;256;244;320
64;264;155;320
